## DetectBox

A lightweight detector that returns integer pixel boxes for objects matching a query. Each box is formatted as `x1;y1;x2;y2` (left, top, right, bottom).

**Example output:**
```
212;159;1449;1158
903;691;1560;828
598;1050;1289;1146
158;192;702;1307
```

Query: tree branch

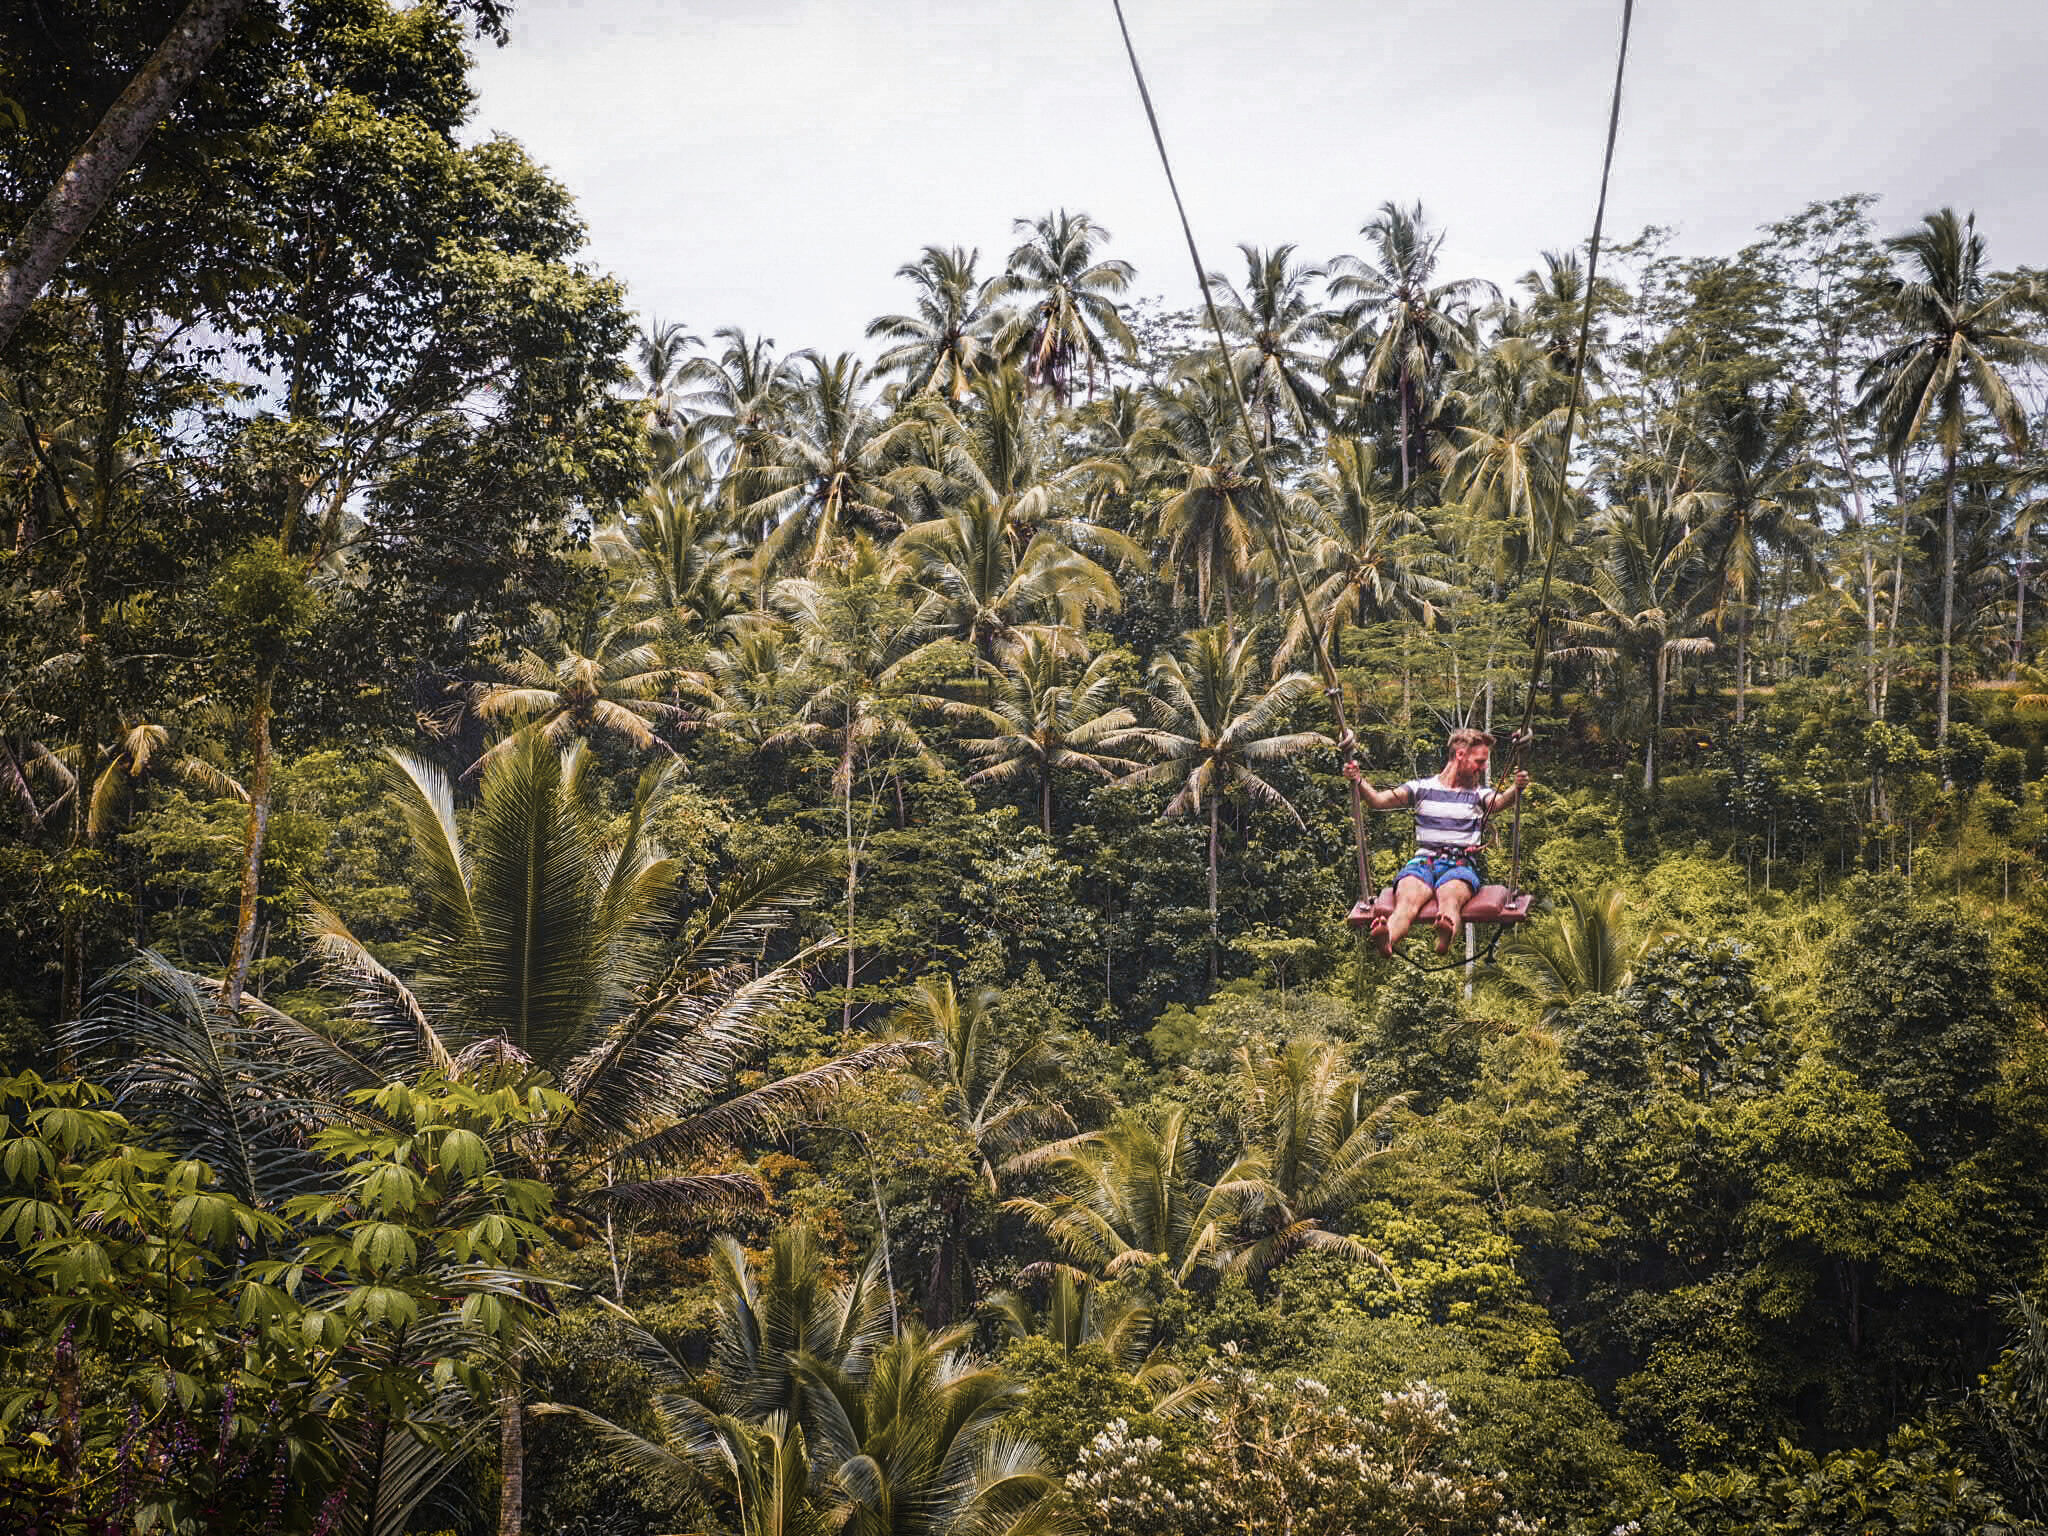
0;0;255;353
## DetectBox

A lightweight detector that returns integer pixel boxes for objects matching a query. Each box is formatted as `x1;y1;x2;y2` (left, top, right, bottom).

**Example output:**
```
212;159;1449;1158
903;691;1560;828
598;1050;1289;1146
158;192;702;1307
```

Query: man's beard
1450;760;1486;788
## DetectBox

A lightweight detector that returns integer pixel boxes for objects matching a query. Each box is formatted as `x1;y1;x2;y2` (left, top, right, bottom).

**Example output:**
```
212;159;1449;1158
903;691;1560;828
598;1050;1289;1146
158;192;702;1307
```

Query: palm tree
921;371;1139;557
34;715;246;844
1552;499;1715;790
698;1225;896;1421
987;1266;1149;1364
706;618;805;749
771;541;968;1027
542;1231;1067;1536
633;317;703;448
548;1226;888;1519
867;245;998;402
893;976;1072;1194
1435;334;1573;559
597;475;752;639
1329;202;1494;494
891;978;1074;1319
303;740;907;1211
1227;1037;1402;1278
957;635;1146;835
332;745;901;1536
1070;383;1155;500
984;1268;1213;1416
891;500;1121;660
1678;388;1823;722
1124;625;1326;978
1003;1106;1273;1289
990;209;1136;405
1512;249;1622;386
468;608;696;770
897;376;1141;646
74;737;922;1533
1211;243;1332;446
536;1228;877;1527
1140;365;1261;620
741;353;928;573
796;1321;1070;1536
544;1228;888;1515
1494;885;1672;1023
680;326;799;524
1858;209;2042;747
1276;435;1451;668
583;1409;823;1536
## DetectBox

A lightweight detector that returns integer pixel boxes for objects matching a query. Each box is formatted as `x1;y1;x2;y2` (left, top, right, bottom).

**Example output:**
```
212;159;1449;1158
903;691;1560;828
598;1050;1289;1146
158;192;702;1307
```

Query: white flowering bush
1067;1358;1541;1536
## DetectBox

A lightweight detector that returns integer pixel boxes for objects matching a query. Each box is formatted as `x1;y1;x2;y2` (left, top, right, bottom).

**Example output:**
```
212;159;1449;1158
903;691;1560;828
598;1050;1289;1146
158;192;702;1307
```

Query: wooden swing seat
1345;883;1532;932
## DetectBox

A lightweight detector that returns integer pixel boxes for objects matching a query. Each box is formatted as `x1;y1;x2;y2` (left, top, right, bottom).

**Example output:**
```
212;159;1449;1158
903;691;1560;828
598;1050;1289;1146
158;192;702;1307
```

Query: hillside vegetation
5;4;2048;1533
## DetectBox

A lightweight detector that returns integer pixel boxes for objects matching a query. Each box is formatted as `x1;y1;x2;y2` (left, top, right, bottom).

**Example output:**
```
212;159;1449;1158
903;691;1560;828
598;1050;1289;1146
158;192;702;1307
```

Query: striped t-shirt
1401;777;1488;853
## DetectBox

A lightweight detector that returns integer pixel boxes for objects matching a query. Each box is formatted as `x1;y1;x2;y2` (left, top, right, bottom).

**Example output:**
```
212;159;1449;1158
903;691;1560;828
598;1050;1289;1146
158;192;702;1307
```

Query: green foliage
1368;968;1478;1110
0;1069;562;1534
6;10;2048;1526
210;537;322;666
1966;1292;2048;1524
540;1227;1069;1536
1824;882;2008;1160
1626;939;1779;1101
1635;1424;2023;1535
1003;1336;1173;1472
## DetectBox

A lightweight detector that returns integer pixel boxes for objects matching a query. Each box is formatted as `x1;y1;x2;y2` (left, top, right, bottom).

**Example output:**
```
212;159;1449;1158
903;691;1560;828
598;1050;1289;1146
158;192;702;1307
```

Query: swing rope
1108;0;1374;902
1394;921;1511;975
1110;0;1636;915
1508;0;1637;891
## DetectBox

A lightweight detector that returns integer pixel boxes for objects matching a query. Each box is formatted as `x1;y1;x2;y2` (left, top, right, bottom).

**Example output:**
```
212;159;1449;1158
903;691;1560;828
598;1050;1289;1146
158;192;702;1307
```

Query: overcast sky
465;0;2045;360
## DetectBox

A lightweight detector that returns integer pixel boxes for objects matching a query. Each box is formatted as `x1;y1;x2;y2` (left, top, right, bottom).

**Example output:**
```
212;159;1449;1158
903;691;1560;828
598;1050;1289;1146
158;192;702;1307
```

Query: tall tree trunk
1881;463;1912;714
924;1198;963;1327
843;776;857;1034
58;307;130;1035
497;1360;524;1536
1644;652;1663;792
54;1327;80;1497
603;1166;629;1302
58;657;95;1036
1396;376;1413;496
1734;610;1748;726
1040;770;1053;837
1937;446;1957;758
858;1133;899;1333
0;0;255;352
1828;417;1882;717
226;669;273;1009
1206;794;1220;985
2014;522;2028;681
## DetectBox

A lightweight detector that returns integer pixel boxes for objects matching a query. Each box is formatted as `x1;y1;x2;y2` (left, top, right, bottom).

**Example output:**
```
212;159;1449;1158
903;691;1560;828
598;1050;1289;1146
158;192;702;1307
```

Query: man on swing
1345;727;1530;956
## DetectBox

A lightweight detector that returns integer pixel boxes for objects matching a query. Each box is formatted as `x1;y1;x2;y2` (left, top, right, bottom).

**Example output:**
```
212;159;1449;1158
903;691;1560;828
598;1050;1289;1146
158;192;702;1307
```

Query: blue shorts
1397;851;1482;894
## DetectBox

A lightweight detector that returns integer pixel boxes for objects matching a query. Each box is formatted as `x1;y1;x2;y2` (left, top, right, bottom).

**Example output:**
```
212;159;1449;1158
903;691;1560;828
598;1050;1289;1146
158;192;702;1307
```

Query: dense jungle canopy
5;2;2048;1533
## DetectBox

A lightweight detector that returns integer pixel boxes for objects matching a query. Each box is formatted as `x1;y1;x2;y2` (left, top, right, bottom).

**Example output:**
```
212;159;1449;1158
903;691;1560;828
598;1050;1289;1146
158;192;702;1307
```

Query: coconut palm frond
304;900;457;1081
61;952;339;1207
